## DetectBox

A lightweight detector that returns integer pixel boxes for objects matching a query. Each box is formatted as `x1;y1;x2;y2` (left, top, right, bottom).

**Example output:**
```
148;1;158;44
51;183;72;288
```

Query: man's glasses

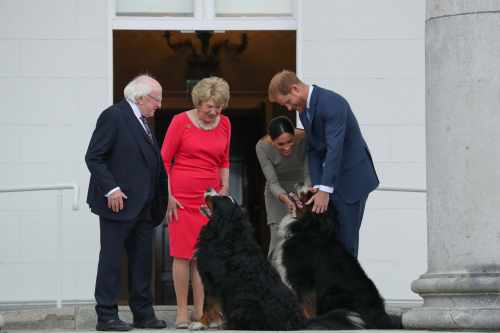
147;94;162;103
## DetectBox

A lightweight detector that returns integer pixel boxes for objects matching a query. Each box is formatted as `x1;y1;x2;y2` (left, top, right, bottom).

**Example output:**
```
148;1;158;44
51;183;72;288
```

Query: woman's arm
160;114;185;223
255;139;287;199
219;117;231;195
219;168;229;195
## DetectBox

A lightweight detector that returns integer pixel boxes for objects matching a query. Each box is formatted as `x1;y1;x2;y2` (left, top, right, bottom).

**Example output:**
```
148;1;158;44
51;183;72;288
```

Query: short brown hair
191;76;230;108
268;70;303;102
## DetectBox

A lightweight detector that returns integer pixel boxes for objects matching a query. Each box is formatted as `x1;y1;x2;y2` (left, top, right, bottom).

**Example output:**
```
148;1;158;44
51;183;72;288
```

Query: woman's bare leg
190;259;205;321
172;258;190;324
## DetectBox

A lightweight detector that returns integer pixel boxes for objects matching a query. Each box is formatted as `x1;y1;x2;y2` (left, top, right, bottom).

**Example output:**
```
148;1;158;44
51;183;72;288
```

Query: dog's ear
205;195;215;212
201;187;220;217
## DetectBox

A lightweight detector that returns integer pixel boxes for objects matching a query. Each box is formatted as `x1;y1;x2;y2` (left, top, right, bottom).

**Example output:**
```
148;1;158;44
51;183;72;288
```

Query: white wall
0;0;425;304
298;0;426;301
0;0;111;303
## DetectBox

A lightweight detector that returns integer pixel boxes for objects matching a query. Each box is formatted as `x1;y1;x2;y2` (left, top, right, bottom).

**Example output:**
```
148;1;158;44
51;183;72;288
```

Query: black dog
196;189;366;330
196;189;306;330
280;185;401;329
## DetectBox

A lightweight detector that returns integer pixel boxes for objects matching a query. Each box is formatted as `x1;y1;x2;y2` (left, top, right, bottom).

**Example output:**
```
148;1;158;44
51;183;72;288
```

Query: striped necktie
140;115;153;141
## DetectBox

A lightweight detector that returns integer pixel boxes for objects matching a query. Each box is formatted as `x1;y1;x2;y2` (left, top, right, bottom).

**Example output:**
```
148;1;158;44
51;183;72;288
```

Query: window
115;0;294;18
116;0;194;17
215;0;294;17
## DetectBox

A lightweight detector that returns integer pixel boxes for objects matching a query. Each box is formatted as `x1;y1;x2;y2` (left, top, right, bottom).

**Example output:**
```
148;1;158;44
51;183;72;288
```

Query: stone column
402;1;500;330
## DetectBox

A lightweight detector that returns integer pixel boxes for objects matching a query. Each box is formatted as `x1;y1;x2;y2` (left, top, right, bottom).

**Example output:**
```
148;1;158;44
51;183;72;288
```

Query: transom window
115;0;294;18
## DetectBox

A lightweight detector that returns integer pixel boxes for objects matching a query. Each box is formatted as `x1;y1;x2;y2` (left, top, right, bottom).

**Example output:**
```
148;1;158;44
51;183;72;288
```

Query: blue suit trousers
331;194;368;258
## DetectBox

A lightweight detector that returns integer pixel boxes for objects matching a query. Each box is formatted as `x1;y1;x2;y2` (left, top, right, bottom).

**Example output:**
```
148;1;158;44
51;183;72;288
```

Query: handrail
0;183;80;309
0;183;80;210
377;186;426;193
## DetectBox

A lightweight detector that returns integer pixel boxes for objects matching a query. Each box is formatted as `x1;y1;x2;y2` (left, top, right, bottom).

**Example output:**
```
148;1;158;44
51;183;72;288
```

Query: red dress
161;112;231;259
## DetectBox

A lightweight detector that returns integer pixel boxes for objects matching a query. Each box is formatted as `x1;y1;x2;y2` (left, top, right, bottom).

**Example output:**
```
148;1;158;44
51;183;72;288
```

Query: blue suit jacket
299;85;379;203
85;100;168;225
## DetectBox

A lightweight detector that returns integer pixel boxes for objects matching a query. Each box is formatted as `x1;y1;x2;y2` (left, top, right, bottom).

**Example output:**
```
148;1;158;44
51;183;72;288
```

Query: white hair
123;74;157;102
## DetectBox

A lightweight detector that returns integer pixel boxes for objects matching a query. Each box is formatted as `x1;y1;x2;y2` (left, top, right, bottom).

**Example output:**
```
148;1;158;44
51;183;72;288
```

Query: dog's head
287;183;315;218
200;188;244;227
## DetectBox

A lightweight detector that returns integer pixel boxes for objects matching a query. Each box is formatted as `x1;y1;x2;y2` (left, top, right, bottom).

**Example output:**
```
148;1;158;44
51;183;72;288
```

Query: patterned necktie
140;115;153;141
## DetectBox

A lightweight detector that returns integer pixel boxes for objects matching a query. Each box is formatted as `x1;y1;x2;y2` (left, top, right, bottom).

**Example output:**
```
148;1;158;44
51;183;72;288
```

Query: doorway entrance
113;30;296;304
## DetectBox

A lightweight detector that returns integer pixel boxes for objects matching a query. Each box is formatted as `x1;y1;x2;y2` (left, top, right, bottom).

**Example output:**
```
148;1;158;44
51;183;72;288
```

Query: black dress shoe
133;317;167;329
96;319;133;331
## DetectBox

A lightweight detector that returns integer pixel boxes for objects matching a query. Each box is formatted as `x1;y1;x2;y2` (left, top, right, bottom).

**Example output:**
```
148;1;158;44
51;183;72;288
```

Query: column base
402;273;500;330
404;307;500;330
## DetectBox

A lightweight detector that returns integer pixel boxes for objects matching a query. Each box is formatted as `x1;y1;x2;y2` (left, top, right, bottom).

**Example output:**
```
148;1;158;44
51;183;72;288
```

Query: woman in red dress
160;77;231;329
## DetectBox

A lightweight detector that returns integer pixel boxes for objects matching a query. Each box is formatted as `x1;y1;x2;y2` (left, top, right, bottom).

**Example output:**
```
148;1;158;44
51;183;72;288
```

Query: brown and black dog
279;183;402;329
196;189;306;330
195;188;367;330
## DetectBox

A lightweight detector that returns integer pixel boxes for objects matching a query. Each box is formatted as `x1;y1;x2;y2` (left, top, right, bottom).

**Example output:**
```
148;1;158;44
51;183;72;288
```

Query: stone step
1;305;176;331
1;303;414;331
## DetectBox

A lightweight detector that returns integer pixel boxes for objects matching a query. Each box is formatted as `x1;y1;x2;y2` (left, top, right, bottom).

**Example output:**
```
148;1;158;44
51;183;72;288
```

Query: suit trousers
95;211;155;322
330;194;368;258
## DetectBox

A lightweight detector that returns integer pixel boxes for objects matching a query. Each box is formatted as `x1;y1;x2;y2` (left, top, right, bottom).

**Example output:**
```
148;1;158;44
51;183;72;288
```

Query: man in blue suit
268;70;379;258
86;75;168;331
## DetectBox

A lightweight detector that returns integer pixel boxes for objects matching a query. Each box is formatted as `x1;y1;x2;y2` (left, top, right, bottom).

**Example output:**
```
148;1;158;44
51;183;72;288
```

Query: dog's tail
305;309;366;330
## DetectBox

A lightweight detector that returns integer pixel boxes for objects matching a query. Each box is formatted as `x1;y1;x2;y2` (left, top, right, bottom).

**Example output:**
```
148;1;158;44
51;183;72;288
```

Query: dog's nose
204;188;219;198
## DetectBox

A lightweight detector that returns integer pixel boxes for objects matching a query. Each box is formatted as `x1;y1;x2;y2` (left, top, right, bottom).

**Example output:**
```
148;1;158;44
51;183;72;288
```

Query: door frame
107;0;302;105
107;0;301;304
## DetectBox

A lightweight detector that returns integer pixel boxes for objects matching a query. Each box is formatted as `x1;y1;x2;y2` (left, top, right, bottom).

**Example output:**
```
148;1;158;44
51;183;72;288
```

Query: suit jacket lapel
304;85;320;132
119;101;156;163
308;85;319;119
299;110;309;132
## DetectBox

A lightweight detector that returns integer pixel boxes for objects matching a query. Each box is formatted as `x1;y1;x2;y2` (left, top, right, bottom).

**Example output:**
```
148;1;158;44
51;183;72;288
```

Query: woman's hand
219;185;229;196
279;193;296;216
166;195;184;224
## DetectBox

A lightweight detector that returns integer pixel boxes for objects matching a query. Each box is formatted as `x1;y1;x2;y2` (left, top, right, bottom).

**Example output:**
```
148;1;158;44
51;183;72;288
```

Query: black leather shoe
96;319;133;331
133;317;167;329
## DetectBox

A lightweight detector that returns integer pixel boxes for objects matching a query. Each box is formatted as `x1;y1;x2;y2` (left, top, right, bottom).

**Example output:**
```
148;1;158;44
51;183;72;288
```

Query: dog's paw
346;311;366;329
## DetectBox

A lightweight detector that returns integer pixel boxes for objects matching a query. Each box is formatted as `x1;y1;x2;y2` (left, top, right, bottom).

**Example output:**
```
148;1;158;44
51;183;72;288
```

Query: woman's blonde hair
191;76;230;108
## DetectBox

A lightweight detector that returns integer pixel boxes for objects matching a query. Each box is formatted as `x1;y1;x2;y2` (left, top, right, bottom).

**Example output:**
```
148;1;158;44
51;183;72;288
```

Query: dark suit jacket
85;100;168;225
299;85;379;203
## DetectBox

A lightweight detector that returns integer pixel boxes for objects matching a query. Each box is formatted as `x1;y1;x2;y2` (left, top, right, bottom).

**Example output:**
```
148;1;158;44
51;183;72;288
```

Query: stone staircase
0;305;176;331
0;303;415;331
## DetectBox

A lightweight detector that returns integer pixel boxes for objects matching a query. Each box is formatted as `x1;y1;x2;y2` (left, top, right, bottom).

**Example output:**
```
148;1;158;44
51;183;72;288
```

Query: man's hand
107;190;128;213
166;195;184;224
306;190;329;214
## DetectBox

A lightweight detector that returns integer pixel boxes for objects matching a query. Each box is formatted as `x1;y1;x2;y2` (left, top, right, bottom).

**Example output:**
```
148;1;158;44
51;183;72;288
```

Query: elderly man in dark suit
85;74;168;331
268;70;379;258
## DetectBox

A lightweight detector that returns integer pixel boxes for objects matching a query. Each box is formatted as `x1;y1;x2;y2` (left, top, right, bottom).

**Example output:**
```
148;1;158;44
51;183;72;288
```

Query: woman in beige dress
255;116;310;270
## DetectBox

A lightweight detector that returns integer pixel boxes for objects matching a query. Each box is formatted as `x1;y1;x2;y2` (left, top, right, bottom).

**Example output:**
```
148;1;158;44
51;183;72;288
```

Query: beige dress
255;131;310;268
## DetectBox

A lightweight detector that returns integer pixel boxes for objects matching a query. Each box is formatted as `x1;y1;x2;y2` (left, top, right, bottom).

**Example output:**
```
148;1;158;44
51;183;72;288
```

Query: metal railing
0;183;80;309
0;183;424;310
377;186;426;193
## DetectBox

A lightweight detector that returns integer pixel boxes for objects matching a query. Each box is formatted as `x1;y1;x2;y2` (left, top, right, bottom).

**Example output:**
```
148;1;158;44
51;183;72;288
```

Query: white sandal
188;320;207;330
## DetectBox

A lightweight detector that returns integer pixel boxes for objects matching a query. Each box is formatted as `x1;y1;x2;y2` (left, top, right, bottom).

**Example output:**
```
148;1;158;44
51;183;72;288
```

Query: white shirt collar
126;99;151;134
306;85;314;109
126;99;143;120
